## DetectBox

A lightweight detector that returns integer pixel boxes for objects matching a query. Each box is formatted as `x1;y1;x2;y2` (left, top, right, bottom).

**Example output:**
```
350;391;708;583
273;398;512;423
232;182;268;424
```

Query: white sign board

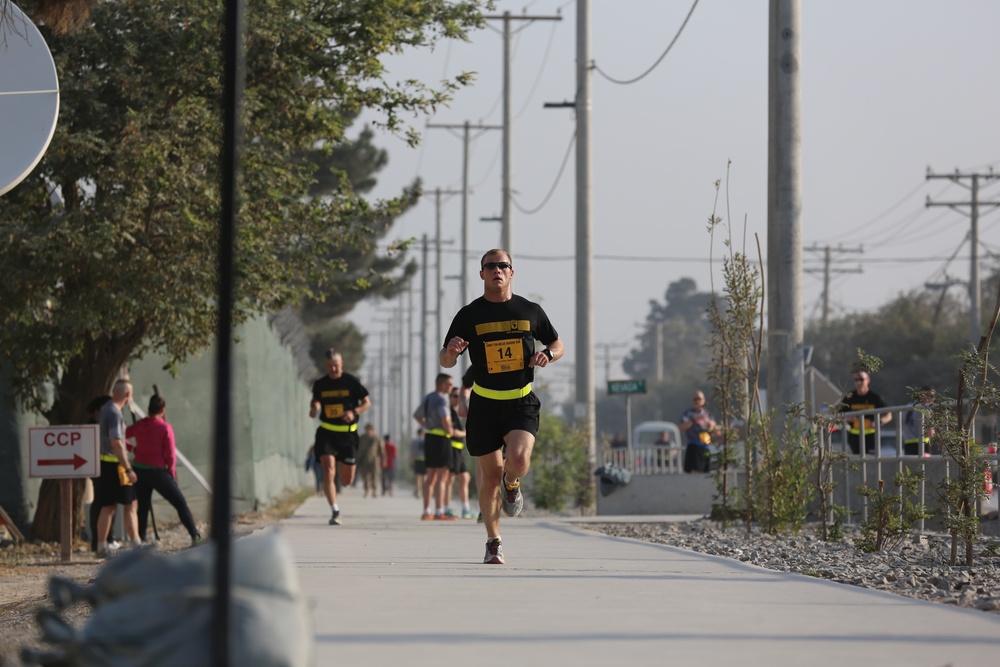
29;425;100;478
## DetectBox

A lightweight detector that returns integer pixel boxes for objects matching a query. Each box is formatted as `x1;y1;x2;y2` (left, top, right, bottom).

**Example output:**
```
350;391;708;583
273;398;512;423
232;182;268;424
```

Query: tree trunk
32;326;147;543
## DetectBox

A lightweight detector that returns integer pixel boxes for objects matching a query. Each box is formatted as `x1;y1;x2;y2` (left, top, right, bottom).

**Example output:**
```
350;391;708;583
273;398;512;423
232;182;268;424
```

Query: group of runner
309;248;563;564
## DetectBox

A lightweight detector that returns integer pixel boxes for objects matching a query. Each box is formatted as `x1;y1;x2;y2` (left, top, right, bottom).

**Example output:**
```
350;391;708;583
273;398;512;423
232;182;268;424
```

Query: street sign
607;379;647;396
28;425;100;478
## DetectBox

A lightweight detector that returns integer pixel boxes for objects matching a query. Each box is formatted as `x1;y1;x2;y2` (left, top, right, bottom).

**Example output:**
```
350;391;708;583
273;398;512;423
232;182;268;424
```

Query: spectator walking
382;434;398;496
356;423;385;498
125;392;200;545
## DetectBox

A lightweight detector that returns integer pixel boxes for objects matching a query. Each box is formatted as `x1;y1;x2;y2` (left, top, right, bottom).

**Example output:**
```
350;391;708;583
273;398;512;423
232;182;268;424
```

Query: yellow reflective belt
426;428;448;437
320;422;358;433
99;454;119;463
450;440;464;450
472;382;532;400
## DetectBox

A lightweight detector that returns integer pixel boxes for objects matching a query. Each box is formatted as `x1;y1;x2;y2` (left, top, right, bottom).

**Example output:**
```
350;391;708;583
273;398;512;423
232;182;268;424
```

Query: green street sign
607;379;646;396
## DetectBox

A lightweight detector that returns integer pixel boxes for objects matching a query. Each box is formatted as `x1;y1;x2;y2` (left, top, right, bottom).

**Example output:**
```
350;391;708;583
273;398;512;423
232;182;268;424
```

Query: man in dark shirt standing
310;348;371;525
838;370;891;455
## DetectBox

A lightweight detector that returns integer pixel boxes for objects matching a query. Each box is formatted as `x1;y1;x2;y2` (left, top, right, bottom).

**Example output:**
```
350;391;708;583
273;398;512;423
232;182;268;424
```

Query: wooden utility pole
926;168;1000;343
803;244;862;327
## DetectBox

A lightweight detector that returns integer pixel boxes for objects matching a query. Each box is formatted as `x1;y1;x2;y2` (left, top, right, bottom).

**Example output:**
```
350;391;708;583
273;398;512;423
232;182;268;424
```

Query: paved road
276;486;1000;667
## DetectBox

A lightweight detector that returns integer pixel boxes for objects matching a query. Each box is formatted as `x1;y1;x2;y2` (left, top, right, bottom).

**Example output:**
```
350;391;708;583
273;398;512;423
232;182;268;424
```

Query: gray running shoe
484;537;504;564
329;510;341;526
500;478;523;517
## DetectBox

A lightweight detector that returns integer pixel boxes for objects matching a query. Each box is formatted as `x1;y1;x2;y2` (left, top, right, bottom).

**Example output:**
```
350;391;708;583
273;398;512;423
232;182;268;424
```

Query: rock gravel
585;519;1000;613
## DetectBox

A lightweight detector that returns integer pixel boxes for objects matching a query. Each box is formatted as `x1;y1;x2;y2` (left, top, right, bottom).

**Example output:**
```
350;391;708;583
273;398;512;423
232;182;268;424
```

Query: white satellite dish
0;1;60;196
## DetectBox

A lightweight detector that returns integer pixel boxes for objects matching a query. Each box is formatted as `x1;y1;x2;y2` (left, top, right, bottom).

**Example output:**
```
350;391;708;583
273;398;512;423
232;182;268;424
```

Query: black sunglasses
482;261;512;271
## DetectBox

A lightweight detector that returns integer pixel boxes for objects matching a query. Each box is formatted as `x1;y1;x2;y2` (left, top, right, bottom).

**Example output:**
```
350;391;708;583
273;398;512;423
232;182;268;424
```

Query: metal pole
213;1;244;665
501;11;513;252
970;174;980;343
407;281;414;433
461;121;471;310
576;0;597;492
420;234;428;395
766;0;805;439
435;189;443;352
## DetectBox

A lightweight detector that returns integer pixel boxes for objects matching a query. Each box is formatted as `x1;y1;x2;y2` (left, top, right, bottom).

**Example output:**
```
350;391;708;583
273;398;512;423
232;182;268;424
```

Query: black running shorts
465;391;540;457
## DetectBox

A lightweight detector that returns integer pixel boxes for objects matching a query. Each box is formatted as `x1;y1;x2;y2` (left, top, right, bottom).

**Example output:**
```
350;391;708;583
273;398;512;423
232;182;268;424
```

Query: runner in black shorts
440;249;563;564
310;349;371;525
445;387;474;519
413;373;457;520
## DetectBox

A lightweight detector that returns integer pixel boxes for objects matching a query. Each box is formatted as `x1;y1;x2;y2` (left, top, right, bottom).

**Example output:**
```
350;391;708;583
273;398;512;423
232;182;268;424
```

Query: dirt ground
0;502;294;667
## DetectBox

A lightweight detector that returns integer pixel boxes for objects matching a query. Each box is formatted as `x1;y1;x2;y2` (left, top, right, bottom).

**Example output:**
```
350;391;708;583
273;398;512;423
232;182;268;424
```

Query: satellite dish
0;1;60;196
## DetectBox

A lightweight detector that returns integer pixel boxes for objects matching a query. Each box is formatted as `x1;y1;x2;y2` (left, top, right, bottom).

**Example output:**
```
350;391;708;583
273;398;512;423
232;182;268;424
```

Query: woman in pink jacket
125;393;200;545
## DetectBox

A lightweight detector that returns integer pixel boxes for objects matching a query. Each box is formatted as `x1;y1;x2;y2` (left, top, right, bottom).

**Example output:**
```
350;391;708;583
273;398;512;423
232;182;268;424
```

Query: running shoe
421;512;433;521
476;512;484;524
329;510;341;526
484;537;504;564
500;477;523;517
461;510;476;520
434;513;458;521
445;508;458;518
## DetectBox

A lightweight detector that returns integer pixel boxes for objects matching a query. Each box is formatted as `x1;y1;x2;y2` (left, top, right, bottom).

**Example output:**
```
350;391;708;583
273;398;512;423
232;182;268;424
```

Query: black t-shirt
444;294;558;391
839;389;888;431
311;373;369;426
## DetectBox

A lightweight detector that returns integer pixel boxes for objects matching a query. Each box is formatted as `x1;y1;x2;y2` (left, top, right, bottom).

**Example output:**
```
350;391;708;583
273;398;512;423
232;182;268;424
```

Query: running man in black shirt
310;348;372;525
440;249;563;564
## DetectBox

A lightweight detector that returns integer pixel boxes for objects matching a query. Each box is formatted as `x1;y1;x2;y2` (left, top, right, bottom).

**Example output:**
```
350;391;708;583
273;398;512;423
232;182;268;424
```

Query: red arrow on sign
38;454;88;470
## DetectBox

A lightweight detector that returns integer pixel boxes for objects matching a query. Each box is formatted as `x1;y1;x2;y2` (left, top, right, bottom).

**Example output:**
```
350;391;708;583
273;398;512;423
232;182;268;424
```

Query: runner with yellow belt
441;248;563;564
413;373;457;520
446;388;474;519
310;348;371;525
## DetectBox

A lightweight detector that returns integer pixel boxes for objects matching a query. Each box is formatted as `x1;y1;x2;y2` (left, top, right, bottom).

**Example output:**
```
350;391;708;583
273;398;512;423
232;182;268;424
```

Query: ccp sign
28;425;99;478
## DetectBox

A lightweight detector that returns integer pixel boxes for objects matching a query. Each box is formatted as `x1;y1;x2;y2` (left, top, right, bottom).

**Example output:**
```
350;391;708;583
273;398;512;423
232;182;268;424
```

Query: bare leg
478;452;504;538
123;501;139;544
339;462;356;487
321;454;337;506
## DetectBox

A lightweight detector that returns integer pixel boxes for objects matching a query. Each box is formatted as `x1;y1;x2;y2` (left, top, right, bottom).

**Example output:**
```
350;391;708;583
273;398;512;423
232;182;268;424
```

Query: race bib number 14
484;338;524;374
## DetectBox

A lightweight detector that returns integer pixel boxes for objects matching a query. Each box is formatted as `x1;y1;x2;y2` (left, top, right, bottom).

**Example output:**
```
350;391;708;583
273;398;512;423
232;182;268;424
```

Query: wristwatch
541;348;554;361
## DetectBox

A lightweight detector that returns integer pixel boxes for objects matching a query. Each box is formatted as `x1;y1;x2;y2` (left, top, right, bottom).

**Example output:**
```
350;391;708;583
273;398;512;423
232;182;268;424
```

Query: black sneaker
329;510;341;526
484;537;504;564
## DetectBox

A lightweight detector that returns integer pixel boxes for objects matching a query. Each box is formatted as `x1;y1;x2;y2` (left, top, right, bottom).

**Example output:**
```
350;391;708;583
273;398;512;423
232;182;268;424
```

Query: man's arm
346;395;372;423
110;437;137;484
441;336;469;368
531;337;564;368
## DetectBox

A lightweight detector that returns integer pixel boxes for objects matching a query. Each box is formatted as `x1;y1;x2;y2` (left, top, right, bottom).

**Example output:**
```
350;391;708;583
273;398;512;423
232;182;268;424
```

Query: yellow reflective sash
450;440;465;450
471;382;532;400
319;422;358;433
99;454;120;463
426;428;448;437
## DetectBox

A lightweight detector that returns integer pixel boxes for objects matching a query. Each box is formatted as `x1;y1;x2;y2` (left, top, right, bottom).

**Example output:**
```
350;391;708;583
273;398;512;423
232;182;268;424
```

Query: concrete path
275;486;1000;667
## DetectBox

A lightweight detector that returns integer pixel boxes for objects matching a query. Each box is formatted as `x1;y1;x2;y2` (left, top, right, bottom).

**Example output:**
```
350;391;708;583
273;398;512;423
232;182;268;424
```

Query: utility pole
597;342;628;385
484;10;562;254
926;167;1000;344
427;121;502;313
420;234;429;395
803;244;862;327
766;0;805;434
431;188;459;354
542;0;595;481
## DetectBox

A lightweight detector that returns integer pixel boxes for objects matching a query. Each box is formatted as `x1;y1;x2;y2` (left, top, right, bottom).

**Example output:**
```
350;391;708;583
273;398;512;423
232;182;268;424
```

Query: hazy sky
355;0;1000;405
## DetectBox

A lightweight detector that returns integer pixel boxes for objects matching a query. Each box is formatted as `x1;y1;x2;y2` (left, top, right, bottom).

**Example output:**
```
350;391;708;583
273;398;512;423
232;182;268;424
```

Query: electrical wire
515;18;560;120
593;0;699;86
814;180;937;244
511;131;576;215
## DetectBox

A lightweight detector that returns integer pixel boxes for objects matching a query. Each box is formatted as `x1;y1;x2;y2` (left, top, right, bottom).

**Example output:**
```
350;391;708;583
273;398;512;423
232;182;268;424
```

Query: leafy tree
2;0;487;540
805;290;968;404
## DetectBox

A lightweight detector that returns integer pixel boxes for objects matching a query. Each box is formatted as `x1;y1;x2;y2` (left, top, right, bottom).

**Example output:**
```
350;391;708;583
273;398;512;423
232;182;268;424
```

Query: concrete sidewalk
276;486;1000;667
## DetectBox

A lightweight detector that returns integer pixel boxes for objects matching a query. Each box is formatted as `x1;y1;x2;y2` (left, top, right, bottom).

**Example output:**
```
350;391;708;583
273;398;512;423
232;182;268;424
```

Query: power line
511;131;575;215
593;0;700;85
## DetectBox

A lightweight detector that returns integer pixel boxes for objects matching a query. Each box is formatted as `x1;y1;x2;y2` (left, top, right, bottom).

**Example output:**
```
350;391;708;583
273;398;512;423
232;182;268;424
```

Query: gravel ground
584;519;1000;614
